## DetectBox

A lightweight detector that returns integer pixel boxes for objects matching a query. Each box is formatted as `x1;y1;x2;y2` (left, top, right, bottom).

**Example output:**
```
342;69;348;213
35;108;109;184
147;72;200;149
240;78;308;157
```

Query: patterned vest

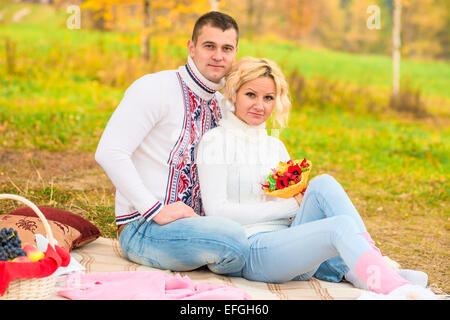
163;58;223;215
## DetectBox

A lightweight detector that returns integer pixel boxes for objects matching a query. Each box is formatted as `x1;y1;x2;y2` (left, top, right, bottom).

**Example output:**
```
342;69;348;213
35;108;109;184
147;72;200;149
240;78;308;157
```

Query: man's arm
95;75;198;225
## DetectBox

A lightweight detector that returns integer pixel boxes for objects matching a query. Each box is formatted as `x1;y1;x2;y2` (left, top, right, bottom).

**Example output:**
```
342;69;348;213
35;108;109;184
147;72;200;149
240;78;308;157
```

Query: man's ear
187;39;195;57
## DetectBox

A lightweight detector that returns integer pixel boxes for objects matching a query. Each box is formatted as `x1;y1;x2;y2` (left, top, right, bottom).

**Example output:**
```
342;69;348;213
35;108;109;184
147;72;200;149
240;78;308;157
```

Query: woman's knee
307;174;343;199
309;173;337;187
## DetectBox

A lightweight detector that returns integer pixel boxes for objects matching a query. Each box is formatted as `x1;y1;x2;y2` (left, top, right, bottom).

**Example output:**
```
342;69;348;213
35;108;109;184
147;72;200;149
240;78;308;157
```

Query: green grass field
0;2;449;294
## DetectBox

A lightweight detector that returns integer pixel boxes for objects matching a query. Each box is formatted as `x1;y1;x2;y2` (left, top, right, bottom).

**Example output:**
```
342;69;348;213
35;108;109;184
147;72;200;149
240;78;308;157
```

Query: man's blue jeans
119;215;249;275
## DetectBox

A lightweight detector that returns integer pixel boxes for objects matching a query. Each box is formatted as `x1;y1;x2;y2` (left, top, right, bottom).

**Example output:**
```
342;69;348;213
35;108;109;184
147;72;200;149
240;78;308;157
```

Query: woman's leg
118;216;250;275
292;174;381;281
243;214;410;295
298;174;429;288
292;174;366;231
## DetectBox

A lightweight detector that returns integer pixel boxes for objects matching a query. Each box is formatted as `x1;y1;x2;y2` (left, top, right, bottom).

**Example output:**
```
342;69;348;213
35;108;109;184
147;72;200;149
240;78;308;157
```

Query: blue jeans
306;174;368;282
118;215;249;275
240;174;371;283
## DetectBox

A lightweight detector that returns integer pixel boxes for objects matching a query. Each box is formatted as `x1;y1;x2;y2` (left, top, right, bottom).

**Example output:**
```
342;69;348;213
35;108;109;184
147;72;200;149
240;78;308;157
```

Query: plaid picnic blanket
49;237;365;300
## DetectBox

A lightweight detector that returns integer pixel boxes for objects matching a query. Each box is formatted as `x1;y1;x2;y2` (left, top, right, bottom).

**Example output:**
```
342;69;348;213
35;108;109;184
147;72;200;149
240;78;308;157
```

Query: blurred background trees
21;0;447;61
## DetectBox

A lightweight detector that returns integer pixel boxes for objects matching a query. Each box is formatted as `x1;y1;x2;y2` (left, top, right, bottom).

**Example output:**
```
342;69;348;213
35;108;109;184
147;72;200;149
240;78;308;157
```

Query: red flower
276;175;289;189
287;163;302;179
300;158;309;168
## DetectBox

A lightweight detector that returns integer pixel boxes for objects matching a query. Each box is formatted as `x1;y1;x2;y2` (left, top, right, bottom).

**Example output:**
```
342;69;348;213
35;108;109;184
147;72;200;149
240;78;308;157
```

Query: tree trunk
210;0;220;11
247;0;255;40
392;0;402;99
141;0;151;61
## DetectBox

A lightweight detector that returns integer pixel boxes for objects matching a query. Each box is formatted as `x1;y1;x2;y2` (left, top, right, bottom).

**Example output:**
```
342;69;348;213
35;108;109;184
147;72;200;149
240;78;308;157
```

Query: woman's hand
293;192;304;206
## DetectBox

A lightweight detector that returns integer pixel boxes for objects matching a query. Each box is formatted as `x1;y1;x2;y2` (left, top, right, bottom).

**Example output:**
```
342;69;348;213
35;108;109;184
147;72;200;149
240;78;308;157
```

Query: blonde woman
196;57;434;298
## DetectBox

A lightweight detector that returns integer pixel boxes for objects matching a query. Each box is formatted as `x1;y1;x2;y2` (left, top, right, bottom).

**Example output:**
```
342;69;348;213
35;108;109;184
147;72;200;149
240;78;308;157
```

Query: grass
0;2;448;294
239;37;450;100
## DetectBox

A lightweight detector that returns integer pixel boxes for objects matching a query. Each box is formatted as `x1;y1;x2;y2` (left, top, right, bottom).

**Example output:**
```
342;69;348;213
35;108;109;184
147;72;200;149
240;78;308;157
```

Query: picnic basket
0;194;57;300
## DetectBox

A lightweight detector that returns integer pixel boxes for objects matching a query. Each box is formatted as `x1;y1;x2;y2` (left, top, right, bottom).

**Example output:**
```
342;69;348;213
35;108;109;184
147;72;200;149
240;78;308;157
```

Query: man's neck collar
178;56;225;100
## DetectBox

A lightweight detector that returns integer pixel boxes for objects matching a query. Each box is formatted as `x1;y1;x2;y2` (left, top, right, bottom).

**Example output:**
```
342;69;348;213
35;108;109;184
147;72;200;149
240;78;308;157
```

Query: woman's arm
197;132;299;225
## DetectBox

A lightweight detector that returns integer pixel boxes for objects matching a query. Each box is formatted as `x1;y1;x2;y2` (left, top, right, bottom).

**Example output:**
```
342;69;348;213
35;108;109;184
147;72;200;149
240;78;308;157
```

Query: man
95;12;249;275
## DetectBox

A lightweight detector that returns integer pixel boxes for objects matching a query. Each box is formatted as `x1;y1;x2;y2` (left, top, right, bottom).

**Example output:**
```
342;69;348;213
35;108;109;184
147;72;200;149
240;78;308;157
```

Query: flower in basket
261;158;312;199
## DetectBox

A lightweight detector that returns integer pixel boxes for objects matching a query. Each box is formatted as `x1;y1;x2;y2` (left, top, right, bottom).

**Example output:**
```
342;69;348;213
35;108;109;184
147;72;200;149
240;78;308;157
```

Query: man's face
187;24;238;83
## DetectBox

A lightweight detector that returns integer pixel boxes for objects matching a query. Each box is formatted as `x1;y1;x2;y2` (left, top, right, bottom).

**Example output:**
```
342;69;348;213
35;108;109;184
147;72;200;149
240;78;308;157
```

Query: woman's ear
231;93;236;105
226;98;236;112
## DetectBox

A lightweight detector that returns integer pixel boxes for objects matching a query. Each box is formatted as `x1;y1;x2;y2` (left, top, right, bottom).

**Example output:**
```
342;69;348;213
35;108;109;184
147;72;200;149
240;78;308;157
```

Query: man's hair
192;11;239;45
223;57;291;128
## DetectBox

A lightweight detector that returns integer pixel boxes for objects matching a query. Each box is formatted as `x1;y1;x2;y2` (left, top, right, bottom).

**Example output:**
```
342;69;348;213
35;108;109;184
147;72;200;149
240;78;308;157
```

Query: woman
196;57;435;298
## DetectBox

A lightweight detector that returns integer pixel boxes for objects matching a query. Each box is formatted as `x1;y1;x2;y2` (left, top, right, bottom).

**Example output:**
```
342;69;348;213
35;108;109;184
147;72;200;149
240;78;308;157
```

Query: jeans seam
296;189;323;225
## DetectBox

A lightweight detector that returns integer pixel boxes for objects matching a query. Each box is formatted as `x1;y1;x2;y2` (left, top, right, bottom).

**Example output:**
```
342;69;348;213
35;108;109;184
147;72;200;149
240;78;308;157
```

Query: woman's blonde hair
223;57;291;127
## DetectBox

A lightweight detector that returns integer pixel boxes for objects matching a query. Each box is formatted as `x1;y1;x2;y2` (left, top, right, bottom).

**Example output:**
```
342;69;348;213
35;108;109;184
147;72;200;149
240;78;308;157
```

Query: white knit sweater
95;56;225;225
197;109;300;238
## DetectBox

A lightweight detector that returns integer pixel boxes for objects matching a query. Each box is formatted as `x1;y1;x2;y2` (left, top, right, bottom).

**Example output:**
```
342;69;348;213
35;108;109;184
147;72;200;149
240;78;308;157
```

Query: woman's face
234;76;276;126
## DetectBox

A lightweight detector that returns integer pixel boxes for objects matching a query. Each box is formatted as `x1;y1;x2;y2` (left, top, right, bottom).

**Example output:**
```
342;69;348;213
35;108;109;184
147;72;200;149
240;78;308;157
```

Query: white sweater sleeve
197;131;299;225
95;75;165;221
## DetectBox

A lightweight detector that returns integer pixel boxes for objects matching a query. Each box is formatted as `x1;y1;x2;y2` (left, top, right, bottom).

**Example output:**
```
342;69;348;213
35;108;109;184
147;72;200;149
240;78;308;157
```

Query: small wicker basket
264;170;311;199
0;194;57;300
264;161;312;199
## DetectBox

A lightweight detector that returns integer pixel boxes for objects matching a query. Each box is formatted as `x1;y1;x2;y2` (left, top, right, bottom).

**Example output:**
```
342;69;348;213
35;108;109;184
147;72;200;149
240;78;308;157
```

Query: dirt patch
0;148;112;191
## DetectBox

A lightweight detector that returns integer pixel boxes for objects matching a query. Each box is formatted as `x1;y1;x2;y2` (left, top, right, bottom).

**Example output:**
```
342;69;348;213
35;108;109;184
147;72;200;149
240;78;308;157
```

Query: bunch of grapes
0;227;26;261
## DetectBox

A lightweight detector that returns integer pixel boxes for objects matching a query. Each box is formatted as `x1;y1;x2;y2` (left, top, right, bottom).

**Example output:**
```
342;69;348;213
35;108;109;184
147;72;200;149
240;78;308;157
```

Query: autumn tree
401;0;448;58
81;0;212;60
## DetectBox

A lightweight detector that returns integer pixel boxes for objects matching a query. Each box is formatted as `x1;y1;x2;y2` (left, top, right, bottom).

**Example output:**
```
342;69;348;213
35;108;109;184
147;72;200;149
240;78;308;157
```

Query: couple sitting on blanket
95;11;434;299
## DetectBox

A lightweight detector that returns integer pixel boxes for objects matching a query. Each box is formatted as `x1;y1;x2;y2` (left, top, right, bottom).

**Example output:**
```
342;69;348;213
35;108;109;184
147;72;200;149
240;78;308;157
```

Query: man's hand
152;201;200;226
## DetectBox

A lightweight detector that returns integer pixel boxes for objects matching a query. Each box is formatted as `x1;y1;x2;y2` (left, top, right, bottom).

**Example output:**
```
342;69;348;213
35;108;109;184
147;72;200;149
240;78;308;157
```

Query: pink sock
362;231;382;255
354;249;410;294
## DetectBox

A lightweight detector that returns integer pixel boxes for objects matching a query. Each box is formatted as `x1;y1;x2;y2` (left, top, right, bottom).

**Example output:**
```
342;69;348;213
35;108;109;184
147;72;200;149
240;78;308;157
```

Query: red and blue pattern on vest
164;65;222;216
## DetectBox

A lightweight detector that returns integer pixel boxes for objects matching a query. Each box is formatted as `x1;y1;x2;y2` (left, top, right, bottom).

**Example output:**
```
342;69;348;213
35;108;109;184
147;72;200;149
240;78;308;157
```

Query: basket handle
0;194;55;250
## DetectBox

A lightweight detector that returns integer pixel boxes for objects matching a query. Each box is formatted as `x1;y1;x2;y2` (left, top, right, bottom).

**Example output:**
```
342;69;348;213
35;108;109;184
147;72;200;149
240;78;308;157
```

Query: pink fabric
354;249;409;295
58;270;251;300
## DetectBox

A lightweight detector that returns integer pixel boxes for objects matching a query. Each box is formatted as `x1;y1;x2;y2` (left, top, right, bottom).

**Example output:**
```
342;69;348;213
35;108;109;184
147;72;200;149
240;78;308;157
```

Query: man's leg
118;216;249;275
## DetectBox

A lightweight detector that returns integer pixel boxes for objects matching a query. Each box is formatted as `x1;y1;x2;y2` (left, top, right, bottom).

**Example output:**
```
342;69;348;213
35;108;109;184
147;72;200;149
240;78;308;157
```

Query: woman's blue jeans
118;215;250;275
240;174;371;283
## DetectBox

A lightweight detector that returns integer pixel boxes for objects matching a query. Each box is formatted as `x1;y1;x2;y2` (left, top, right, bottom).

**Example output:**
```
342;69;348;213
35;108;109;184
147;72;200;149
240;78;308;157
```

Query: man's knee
203;216;250;253
194;216;249;274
